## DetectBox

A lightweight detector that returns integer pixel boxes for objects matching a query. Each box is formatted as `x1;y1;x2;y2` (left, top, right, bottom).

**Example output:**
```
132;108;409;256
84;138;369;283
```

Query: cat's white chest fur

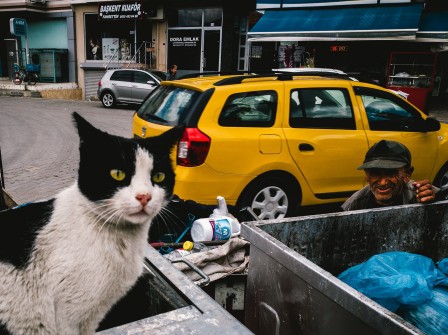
2;183;154;335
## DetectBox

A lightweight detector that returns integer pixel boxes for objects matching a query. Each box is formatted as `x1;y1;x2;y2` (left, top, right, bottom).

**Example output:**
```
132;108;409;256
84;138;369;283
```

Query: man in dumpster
341;140;438;211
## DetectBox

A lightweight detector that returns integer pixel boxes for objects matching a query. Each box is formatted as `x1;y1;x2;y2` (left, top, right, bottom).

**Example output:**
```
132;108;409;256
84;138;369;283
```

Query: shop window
168;8;222;27
179;9;202;27
289;88;355;129
84;13;138;61
204;8;222;26
219;91;277;127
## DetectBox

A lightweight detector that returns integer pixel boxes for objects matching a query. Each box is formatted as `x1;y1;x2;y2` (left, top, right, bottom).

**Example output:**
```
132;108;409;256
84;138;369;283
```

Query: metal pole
134;20;137;63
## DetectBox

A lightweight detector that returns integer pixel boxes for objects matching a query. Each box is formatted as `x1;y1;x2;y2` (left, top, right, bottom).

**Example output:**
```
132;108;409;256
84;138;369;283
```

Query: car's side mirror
147;80;156;86
423;117;441;132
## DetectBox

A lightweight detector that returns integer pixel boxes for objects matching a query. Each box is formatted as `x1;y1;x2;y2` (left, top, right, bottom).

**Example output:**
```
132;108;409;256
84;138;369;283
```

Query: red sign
330;45;349;52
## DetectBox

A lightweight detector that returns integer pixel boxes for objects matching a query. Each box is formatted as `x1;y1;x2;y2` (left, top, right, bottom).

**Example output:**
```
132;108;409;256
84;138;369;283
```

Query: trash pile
149;195;250;285
338;252;448;335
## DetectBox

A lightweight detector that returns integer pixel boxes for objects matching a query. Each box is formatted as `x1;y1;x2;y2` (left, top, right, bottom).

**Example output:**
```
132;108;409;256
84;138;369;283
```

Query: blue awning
417;11;448;41
256;0;407;10
248;4;424;41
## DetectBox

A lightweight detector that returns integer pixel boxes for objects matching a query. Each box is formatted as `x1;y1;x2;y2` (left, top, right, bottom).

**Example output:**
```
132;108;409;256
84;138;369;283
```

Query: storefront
73;0;256;100
0;1;75;83
165;1;255;77
247;0;448;111
72;0;165;99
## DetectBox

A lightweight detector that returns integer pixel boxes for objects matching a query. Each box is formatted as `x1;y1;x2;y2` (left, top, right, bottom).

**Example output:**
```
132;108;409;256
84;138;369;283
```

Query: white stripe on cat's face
111;148;165;225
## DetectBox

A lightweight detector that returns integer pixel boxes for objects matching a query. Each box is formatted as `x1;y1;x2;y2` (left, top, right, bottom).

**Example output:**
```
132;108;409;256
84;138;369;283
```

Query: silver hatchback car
97;69;166;108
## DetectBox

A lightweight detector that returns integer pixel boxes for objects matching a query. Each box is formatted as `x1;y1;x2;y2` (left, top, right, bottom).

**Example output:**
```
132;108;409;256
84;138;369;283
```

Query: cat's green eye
152;172;165;183
110;169;126;181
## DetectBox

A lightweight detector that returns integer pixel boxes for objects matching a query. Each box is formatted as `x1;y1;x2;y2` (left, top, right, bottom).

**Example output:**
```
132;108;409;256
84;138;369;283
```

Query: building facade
71;0;256;99
247;0;448;110
2;0;446;108
0;0;75;83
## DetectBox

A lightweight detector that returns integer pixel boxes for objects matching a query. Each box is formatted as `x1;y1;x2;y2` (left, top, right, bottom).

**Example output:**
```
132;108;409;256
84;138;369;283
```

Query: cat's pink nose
136;193;151;206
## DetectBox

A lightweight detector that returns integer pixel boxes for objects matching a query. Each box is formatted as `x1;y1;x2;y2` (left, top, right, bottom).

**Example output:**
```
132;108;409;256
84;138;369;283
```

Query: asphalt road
0;96;136;204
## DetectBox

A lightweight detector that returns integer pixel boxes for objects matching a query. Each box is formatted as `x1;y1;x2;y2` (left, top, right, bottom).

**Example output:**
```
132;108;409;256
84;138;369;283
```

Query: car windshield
137;86;200;125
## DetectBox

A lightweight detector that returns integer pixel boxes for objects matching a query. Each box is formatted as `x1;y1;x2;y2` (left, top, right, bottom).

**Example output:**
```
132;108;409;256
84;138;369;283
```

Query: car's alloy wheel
101;92;115;108
239;176;298;220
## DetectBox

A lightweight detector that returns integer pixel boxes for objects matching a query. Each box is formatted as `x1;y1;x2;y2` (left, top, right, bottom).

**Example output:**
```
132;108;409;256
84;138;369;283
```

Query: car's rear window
136;86;200;126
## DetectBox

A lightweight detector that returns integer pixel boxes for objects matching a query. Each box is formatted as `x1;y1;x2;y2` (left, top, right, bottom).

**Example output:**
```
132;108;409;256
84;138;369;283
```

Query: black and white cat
0;112;183;335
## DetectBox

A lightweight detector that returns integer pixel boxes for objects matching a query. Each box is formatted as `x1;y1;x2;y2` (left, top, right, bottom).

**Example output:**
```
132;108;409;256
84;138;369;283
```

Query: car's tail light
177;128;211;167
98;80;102;87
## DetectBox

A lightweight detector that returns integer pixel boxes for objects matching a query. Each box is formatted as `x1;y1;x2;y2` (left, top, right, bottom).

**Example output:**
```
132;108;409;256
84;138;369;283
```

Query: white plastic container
191;216;240;242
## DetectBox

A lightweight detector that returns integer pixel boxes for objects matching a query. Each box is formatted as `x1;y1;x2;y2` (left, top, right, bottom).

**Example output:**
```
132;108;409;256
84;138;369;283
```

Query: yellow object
183;241;194;251
133;73;448;219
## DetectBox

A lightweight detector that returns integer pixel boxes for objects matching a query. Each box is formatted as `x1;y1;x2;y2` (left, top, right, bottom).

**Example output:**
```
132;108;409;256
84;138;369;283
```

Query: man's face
365;167;411;205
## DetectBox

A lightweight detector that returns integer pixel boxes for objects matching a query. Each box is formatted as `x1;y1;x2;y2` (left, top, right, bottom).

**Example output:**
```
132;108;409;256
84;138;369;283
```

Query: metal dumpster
97;246;253;334
241;201;448;335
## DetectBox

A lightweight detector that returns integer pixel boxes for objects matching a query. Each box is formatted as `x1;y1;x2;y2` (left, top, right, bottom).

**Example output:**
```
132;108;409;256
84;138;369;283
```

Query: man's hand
413;180;436;203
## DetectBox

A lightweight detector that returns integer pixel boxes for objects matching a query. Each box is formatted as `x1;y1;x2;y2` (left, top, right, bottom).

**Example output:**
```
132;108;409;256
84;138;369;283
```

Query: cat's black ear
72;112;106;143
151;125;185;149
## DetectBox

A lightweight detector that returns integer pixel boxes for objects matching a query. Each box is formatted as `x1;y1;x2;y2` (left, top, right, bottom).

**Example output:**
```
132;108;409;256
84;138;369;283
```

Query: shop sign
9;18;27;36
98;1;142;20
168;30;201;70
330;45;349;52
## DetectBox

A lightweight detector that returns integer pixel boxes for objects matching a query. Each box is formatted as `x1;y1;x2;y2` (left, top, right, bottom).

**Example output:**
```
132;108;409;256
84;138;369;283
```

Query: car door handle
299;143;314;152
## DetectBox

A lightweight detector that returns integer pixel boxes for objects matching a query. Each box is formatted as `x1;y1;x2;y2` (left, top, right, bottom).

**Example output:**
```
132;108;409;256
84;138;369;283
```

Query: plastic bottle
215;195;241;237
163;248;192;260
212;195;229;217
163;241;208;260
183;241;208;252
191;196;241;242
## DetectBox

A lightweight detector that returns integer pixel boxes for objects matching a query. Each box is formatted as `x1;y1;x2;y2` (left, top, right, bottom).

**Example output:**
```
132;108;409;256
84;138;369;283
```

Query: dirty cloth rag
173;237;250;282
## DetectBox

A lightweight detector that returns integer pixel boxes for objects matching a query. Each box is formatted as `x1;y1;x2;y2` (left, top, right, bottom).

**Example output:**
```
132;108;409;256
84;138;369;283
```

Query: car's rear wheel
237;174;300;220
101;91;116;108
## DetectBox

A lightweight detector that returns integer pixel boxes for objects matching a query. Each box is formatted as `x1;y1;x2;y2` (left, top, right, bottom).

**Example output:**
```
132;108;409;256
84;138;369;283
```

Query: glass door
203;30;221;72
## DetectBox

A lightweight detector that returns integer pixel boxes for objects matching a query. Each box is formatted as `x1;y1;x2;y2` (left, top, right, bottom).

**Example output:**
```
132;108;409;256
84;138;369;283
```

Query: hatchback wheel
101;91;115;108
238;175;299;220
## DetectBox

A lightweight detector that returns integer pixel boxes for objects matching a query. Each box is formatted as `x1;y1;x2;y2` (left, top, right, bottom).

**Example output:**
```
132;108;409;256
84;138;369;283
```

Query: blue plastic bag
338;252;448;312
437;258;448;275
397;286;448;335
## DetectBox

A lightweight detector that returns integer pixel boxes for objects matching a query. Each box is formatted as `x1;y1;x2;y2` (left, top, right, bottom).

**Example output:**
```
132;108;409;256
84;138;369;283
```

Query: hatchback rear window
136;86;201;126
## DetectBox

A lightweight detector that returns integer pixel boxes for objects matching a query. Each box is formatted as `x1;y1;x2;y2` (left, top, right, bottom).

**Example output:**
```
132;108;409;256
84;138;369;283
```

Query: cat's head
72;112;184;225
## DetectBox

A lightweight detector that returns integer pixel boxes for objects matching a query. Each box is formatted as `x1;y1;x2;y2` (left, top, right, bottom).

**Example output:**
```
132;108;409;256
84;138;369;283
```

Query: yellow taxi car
133;72;448;219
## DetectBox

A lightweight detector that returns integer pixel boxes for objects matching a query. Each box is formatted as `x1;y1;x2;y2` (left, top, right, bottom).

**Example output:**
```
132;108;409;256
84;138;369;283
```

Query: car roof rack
177;71;252;80
213;71;356;86
177;70;356;86
213;73;293;86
